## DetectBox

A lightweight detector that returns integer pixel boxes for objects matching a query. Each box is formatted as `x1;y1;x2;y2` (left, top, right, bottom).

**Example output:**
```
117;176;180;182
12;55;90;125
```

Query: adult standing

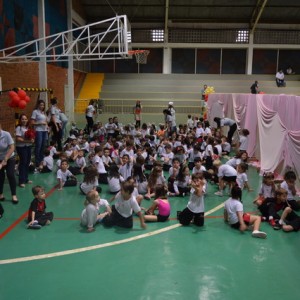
133;100;142;127
85;100;95;134
168;101;176;132
15;114;34;187
214;117;237;145
49;97;63;151
250;81;259;94
0;124;18;204
276;69;286;87
31;99;48;167
201;84;208;100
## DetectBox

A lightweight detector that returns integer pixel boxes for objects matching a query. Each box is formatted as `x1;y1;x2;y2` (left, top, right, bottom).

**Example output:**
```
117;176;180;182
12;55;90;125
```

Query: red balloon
12;95;21;106
24;95;30;103
18;100;27;109
8;101;15;108
8;91;18;100
17;89;27;99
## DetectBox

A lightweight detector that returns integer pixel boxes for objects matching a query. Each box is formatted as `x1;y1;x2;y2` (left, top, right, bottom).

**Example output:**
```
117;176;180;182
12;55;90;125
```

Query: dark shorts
286;211;300;231
231;213;250;229
223;176;237;183
157;214;169;222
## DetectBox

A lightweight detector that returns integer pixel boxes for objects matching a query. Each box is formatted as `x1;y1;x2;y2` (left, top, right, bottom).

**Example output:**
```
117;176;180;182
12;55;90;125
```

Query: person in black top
27;186;53;229
250;81;258;94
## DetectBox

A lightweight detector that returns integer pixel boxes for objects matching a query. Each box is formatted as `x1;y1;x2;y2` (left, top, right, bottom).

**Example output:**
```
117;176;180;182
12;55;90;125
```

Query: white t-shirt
108;176;124;193
42;155;54;170
57;169;73;183
31;109;47;132
239;135;248;151
192;165;206;174
187;186;206;213
221;118;235;127
15;126;32;147
218;164;237;177
226;158;241;169
114;192;141;217
236;173;248;189
224;198;243;225
81;204;98;228
93;155;107;174
280;181;295;200
80;178;99;195
86;105;95;117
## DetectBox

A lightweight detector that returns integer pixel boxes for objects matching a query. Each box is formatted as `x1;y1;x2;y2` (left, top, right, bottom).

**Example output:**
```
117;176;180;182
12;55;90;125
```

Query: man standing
250;81;259;94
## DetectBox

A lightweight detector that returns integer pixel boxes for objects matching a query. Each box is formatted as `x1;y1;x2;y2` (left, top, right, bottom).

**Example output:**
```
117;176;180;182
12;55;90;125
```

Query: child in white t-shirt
57;159;77;190
224;186;267;239
38;149;53;173
102;181;146;229
81;190;111;232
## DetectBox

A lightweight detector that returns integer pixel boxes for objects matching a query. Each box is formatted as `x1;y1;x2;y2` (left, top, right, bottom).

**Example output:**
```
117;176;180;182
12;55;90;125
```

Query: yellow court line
0;203;224;265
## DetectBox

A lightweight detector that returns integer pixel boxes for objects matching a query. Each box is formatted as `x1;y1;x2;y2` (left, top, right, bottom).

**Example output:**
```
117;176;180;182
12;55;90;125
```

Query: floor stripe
0;185;58;240
0;202;224;265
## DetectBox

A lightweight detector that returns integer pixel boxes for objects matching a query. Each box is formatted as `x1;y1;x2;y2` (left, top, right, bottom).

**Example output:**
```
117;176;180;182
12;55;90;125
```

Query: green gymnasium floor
0;162;300;300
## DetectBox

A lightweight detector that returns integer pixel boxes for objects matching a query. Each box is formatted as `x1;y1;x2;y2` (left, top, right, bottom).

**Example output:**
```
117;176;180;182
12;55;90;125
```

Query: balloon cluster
204;86;215;95
7;89;31;109
204;86;215;102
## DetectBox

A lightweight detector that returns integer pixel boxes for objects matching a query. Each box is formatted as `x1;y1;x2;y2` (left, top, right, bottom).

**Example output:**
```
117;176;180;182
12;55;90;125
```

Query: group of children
25;115;299;239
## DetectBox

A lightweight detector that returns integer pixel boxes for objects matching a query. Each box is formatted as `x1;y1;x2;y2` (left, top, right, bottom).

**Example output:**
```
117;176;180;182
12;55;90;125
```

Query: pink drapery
207;93;258;157
207;93;300;178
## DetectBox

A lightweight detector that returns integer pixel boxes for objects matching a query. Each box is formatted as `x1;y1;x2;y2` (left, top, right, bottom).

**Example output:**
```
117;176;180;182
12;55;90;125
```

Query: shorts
231;213;250;229
223;176;237;183
157;214;169;222
286;211;300;231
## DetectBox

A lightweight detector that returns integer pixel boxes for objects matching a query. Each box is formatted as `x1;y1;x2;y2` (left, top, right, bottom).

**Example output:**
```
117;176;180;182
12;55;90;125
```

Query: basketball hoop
128;50;150;64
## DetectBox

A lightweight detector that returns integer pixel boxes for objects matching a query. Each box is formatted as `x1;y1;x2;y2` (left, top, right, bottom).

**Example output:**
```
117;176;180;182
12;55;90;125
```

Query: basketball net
128;50;150;64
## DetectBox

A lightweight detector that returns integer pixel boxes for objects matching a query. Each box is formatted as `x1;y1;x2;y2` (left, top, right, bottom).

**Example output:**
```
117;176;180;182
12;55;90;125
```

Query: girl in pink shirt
144;185;170;222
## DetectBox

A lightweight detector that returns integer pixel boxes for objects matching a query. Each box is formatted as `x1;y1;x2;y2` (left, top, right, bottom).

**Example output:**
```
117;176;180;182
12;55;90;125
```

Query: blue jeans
16;146;32;185
35;131;47;166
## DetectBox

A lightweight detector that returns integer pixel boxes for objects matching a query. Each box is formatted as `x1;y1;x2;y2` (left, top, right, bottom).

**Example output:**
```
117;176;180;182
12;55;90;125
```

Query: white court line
0;203;224;265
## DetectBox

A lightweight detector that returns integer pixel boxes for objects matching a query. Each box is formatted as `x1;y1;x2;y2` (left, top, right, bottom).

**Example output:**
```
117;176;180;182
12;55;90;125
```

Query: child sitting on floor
144;184;170;222
57;159;77;190
177;173;206;227
102;181;146;229
27;186;53;229
80;190;111;232
224;185;267;239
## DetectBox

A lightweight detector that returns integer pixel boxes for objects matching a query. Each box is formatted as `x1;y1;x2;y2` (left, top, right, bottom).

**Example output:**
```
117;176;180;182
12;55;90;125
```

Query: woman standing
214;117;237;145
85;100;95;134
31;99;48;167
15;114;34;187
0;124;18;204
49;97;63;151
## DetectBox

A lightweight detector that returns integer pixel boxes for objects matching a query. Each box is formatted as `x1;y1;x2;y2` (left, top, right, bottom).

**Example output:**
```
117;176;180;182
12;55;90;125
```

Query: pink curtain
207;93;300;179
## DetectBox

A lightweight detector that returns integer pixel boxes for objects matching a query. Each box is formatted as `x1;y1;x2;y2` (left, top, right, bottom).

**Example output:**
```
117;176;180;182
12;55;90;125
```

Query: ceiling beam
250;0;268;33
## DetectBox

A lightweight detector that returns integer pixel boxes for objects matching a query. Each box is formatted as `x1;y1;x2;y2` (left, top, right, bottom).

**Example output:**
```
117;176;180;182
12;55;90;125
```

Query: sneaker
269;219;276;227
273;220;282;230
261;216;267;222
252;230;267;239
34;168;39;174
28;224;42;229
214;191;223;197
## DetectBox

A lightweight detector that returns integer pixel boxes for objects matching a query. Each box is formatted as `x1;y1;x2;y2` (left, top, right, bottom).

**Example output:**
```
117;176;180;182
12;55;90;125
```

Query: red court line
53;215;225;221
0;185;58;240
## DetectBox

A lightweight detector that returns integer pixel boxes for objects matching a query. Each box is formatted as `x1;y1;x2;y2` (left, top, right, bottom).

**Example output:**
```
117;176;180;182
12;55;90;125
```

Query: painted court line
0;185;58;240
0;203;224;265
